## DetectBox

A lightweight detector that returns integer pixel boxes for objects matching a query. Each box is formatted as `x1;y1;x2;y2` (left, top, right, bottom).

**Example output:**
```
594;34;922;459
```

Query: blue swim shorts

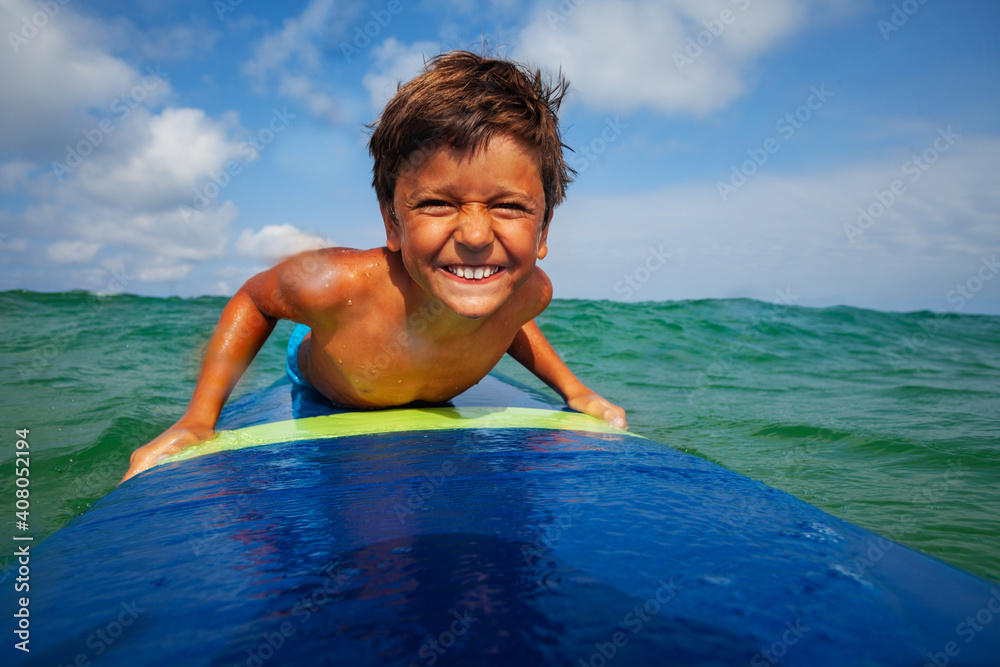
285;323;312;387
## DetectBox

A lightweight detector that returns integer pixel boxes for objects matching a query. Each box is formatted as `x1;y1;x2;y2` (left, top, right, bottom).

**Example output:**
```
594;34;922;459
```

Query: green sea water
1;290;998;583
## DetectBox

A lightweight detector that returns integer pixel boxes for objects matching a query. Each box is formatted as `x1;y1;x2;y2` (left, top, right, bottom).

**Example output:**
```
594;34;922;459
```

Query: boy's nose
454;206;494;251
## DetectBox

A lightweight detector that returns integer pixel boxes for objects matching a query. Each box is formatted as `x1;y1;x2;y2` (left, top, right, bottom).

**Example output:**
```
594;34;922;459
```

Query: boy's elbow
233;277;281;323
241;262;306;321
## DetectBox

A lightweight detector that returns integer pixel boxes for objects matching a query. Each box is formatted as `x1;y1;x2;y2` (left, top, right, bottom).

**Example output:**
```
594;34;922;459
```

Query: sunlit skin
122;134;626;482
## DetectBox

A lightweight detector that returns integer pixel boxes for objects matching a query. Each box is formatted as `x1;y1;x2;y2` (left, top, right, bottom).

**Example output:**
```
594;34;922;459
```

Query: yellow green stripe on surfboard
157;407;638;468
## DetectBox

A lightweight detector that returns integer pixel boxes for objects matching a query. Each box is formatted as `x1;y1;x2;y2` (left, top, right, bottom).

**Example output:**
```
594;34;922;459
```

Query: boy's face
383;134;550;319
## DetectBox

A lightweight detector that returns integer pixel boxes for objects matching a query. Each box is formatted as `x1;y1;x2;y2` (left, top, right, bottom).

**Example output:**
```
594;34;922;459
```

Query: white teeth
447;266;498;280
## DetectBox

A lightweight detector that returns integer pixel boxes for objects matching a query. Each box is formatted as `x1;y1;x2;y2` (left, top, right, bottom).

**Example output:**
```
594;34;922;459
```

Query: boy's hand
567;391;628;431
121;421;216;483
507;321;628;431
119;282;282;484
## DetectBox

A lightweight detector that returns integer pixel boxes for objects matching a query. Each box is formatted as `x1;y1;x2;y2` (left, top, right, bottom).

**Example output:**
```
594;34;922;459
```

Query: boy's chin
443;298;502;320
433;288;511;319
430;272;516;319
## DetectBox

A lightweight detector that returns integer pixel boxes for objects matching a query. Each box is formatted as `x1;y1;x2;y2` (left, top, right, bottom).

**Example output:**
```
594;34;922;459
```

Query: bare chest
306;319;513;407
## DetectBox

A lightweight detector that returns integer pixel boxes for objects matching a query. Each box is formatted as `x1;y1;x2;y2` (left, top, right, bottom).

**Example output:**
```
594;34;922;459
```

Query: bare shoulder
244;247;390;323
513;266;553;324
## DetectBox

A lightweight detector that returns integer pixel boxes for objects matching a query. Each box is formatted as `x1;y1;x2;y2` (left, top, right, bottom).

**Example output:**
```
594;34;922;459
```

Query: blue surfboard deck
6;373;999;666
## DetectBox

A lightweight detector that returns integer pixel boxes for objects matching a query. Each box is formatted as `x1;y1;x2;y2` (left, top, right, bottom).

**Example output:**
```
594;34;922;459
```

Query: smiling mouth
444;265;502;281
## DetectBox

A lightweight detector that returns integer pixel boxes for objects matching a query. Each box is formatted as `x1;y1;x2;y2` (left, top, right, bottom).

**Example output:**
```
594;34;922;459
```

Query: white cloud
83;203;238;262
67;107;246;211
236;224;331;260
276;73;339;120
242;0;340;123
210;263;269;296
243;0;334;78
46;240;101;263
0;160;34;193
0;0;262;288
105;18;222;63
0;235;29;253
8;100;245;283
545;135;1000;312
0;0;171;159
363;39;440;112
518;0;844;115
135;261;193;283
10;115;243;283
434;0;522;16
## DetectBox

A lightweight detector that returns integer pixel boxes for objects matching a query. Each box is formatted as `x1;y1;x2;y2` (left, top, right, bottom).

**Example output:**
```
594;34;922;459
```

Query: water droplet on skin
347;300;353;305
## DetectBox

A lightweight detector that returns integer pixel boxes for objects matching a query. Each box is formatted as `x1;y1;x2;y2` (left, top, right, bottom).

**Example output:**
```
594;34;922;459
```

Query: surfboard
6;373;999;666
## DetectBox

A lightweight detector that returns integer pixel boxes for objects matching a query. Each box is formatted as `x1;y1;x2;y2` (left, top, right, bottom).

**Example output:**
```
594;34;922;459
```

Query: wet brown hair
369;50;573;224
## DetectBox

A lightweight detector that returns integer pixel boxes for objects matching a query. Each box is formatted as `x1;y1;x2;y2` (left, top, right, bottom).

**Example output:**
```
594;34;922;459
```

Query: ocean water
1;290;998;583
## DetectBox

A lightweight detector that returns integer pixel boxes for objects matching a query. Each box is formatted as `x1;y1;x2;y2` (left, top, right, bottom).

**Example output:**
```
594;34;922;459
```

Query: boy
123;51;626;482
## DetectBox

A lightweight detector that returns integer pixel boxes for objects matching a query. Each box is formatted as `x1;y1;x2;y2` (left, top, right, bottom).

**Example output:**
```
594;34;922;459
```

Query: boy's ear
536;209;552;260
381;204;401;252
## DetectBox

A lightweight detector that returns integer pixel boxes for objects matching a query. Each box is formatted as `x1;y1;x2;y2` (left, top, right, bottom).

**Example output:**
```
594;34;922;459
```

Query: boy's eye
410;199;534;216
494;202;530;214
416;199;450;209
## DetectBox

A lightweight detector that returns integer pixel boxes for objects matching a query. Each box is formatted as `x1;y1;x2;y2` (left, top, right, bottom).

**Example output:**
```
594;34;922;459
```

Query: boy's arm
121;287;278;482
507;320;627;430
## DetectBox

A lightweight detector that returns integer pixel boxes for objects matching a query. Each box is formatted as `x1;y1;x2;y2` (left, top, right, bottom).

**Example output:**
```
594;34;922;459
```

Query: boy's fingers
606;409;627;431
598;404;627;431
121;457;151;483
122;426;215;485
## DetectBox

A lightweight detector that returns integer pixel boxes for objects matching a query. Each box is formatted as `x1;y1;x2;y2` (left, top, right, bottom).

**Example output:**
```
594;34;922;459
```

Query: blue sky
1;0;998;314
